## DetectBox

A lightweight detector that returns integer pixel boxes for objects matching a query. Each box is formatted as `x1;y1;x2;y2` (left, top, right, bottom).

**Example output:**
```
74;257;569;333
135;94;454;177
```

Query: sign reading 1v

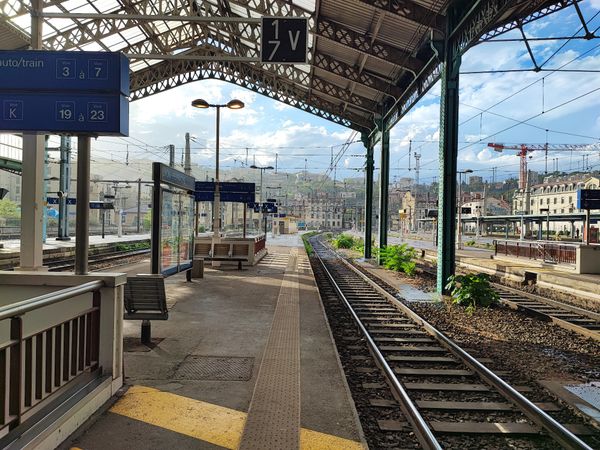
261;17;308;64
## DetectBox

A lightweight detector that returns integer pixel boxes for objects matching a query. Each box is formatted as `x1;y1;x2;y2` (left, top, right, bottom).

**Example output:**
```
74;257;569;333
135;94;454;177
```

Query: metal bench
123;274;168;344
201;256;248;270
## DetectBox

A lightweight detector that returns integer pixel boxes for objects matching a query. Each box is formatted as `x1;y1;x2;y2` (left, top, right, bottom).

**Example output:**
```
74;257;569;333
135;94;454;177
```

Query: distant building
396;177;413;190
287;193;345;230
511;173;600;235
400;191;437;232
468;175;483;186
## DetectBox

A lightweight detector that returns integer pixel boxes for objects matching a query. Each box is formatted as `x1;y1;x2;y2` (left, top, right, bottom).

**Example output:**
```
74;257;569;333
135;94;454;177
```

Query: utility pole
184;132;192;175
57;136;71;241
169;144;175;168
137;178;142;233
414;152;420;231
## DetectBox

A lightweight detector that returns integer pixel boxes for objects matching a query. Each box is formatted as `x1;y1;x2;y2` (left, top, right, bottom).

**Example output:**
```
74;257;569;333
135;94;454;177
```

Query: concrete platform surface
60;246;365;449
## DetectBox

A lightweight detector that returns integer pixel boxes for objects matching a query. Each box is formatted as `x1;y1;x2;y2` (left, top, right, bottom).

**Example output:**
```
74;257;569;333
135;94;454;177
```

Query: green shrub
301;231;318;256
351;237;365;255
465;240;476;247
115;241;151;252
332;233;355;249
445;273;499;314
379;244;418;276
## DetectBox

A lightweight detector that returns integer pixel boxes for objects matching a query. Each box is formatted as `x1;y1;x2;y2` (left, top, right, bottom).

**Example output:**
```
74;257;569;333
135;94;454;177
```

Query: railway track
491;283;600;341
47;248;150;271
409;259;600;341
309;236;598;449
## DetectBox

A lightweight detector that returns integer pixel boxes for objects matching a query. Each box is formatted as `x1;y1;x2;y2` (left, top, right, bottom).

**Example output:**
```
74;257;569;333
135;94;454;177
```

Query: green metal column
364;142;374;259
379;125;390;255
437;7;461;293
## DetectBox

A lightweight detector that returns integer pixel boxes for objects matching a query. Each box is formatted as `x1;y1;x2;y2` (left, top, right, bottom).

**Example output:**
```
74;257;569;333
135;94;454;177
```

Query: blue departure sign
0;50;129;136
47;197;113;209
0;51;129;95
47;197;76;205
0;93;128;135
195;181;256;203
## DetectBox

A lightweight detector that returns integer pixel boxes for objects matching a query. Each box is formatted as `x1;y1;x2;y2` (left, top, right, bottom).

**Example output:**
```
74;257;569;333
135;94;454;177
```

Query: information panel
0;93;128;135
261;17;308;64
0;50;129;136
0;51;129;94
577;189;600;210
195;181;255;203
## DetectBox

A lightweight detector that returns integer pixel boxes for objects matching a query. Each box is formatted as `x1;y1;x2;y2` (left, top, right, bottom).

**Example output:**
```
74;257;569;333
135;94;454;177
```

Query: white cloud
273;102;291;111
591;0;600;10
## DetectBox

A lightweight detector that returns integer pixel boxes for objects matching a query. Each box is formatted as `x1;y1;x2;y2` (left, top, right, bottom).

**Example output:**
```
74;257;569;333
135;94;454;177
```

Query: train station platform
60;243;366;449
0;233;151;255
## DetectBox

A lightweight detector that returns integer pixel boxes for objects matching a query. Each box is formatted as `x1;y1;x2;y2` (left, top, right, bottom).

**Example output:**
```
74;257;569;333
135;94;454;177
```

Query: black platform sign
261;17;308;64
577;189;600;210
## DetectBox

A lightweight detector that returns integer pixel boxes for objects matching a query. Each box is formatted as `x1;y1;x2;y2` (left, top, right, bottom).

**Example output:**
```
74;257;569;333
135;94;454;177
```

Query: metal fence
0;281;103;432
0;225;149;240
494;240;577;265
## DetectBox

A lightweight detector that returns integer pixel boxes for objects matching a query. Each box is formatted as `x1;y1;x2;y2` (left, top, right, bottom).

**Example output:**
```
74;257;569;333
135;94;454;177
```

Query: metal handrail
497;238;579;248
0;280;104;321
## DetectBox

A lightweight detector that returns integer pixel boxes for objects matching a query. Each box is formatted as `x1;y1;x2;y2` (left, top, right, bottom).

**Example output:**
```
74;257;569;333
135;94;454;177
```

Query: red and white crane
487;142;600;189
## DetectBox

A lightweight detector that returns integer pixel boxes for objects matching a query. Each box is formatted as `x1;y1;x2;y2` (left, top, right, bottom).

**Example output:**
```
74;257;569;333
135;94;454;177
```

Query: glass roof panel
11;14;30;32
229;4;248;17
80;42;104;51
293;0;316;12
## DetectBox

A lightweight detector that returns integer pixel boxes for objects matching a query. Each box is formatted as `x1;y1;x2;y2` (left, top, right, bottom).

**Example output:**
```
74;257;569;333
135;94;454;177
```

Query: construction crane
487;142;600;189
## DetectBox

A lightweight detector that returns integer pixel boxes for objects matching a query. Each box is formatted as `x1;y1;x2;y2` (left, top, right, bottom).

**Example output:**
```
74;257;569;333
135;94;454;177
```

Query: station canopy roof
0;0;575;134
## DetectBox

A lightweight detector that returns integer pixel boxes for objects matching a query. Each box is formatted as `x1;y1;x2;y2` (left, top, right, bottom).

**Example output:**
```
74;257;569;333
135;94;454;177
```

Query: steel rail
491;282;600;342
313;242;442;450
492;282;600;322
48;248;151;271
340;254;594;450
0;280;104;321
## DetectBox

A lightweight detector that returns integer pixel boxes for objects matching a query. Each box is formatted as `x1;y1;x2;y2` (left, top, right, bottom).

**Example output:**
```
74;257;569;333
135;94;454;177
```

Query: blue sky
93;1;600;186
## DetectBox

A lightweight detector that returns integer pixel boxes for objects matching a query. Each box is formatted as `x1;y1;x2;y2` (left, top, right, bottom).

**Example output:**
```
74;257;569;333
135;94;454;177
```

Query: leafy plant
445;273;499;314
301;231;318;256
0;198;19;218
116;241;151;252
332;233;355;249
465;240;476;247
379;244;418;276
351;237;365;255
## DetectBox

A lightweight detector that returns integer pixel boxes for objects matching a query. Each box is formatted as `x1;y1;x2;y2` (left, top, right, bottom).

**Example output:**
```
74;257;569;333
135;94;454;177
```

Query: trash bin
192;258;204;278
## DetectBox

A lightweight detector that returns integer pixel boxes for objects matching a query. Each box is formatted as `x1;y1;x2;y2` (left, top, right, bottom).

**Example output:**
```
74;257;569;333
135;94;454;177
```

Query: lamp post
112;183;131;237
192;98;245;241
250;165;274;237
457;169;473;250
540;207;550;240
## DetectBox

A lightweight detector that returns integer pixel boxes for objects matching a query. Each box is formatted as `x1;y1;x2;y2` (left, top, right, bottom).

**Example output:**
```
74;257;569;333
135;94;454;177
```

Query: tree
143;210;152;230
0;198;20;218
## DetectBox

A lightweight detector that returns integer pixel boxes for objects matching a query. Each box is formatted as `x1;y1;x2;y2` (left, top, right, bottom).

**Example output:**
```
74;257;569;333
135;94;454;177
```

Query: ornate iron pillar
379;123;390;257
364;141;374;259
437;7;461;293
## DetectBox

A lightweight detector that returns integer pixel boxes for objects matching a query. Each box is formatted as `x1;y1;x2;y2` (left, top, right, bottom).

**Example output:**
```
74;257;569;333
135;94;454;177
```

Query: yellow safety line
110;385;364;450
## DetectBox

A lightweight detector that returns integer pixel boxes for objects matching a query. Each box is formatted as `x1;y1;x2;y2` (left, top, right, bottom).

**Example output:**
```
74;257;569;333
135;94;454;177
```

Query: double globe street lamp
191;98;244;240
